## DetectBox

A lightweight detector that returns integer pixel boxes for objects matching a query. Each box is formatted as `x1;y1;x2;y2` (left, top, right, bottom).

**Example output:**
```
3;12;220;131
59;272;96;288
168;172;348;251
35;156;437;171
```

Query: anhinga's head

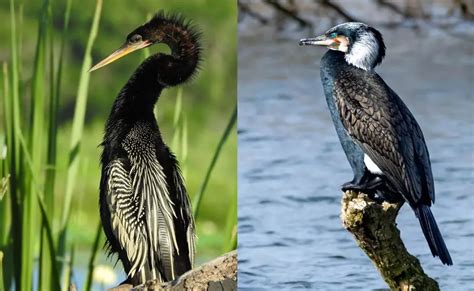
90;11;201;72
300;22;385;71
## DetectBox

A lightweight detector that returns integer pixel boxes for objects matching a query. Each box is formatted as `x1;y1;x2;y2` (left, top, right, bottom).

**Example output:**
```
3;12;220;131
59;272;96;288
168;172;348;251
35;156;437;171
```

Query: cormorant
90;11;201;285
300;23;452;265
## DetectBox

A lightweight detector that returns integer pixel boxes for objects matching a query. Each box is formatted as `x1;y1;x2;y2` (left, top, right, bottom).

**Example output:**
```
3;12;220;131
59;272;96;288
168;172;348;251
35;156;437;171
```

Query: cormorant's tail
415;205;453;265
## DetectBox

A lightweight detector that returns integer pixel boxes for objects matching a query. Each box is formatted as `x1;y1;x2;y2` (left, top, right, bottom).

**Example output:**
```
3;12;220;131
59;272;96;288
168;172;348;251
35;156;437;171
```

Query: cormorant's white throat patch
345;31;380;71
364;154;383;174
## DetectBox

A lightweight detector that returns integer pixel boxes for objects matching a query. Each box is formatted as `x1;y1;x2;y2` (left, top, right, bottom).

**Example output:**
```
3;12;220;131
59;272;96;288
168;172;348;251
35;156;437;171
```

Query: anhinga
300;23;452;265
90;11;201;285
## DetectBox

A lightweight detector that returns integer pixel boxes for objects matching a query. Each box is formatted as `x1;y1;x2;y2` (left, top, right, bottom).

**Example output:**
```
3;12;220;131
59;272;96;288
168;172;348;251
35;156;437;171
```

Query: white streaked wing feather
107;160;147;278
126;142;179;280
111;122;195;282
172;169;196;267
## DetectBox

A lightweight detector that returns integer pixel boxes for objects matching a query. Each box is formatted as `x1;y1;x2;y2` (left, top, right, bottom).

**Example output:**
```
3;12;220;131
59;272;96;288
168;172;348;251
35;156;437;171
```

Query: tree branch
341;190;439;290
108;251;237;290
320;0;361;23
264;0;312;28
238;2;269;25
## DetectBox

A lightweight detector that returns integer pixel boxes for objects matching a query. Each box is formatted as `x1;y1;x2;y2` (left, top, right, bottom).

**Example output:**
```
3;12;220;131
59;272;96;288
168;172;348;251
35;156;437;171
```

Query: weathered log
109;251;237;291
341;190;439;290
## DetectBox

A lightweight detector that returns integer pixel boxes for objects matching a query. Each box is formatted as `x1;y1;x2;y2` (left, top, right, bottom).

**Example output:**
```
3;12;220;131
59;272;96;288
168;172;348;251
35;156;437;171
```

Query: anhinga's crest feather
149;10;203;81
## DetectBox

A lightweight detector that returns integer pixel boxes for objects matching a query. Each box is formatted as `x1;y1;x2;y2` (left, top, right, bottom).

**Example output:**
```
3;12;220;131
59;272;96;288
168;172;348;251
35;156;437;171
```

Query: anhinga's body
300;23;452;265
91;12;201;285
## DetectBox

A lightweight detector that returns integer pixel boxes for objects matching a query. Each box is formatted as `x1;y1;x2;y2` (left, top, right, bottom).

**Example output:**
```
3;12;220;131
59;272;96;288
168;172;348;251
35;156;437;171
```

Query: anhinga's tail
415;204;453;265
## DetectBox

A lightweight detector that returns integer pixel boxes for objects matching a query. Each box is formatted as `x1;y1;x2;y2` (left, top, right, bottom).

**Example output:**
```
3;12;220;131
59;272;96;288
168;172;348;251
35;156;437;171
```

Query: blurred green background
0;0;236;289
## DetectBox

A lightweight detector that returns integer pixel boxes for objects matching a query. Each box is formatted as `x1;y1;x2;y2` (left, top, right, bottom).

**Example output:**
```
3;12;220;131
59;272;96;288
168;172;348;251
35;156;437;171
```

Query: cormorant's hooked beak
89;40;152;72
299;35;334;47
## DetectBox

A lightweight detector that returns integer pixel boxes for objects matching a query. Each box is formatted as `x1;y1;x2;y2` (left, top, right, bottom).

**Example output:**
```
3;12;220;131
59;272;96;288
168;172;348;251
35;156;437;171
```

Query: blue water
238;26;474;289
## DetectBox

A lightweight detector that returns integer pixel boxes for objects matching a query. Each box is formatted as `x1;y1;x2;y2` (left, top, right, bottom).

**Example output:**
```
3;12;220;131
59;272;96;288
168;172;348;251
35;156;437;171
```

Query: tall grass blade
59;0;103;259
0;251;4;291
193;105;237;218
0;63;12;291
43;0;73;286
8;0;25;288
45;0;73;200
223;189;237;252
62;0;102;225
1;64;11;244
64;244;75;291
83;223;102;291
171;88;183;152
181;115;188;180
37;194;61;291
30;1;51;290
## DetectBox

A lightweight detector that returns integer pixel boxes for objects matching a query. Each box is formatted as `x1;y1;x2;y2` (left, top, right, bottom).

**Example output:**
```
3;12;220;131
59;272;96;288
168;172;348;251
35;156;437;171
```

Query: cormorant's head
300;22;385;71
90;11;200;72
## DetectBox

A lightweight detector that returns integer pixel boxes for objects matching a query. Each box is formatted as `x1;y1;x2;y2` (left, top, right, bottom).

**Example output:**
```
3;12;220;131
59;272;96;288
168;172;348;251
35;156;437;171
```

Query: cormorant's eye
328;32;338;39
129;34;143;43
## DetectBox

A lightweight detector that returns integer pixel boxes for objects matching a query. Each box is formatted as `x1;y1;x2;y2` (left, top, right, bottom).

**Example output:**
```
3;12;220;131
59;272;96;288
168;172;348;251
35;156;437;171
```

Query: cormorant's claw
341;176;384;192
342;179;387;204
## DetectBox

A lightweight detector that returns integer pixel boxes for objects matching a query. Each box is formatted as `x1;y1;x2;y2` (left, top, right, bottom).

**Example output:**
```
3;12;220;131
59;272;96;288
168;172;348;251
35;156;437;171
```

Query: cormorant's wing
334;70;435;205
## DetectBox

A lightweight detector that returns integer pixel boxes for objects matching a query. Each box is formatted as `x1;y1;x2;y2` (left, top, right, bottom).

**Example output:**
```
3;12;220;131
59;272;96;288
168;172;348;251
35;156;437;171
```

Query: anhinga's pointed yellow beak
89;40;152;72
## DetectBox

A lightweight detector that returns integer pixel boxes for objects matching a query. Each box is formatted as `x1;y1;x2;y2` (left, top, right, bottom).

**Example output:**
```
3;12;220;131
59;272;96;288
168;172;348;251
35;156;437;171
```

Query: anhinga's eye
328;32;338;39
129;34;143;43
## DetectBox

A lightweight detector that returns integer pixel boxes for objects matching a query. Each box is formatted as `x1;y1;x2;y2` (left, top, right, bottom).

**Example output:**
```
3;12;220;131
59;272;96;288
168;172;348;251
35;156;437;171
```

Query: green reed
1;0;102;290
193;105;237;220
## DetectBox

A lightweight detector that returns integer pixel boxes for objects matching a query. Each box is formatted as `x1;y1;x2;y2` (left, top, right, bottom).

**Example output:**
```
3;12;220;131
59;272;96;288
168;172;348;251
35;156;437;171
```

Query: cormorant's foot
341;181;364;192
375;189;404;204
341;177;384;193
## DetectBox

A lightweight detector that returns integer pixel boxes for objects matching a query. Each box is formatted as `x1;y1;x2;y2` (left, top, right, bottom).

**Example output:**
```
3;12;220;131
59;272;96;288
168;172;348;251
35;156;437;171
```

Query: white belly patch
364;154;383;174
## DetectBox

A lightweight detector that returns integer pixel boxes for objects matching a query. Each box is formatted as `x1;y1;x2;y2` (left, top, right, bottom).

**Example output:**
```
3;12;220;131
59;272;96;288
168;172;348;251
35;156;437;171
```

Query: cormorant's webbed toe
341;176;384;193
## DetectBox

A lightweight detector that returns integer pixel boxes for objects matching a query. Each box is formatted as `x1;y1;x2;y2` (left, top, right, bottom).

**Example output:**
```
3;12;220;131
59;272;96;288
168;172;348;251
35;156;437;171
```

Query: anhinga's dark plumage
91;12;201;285
300;22;452;265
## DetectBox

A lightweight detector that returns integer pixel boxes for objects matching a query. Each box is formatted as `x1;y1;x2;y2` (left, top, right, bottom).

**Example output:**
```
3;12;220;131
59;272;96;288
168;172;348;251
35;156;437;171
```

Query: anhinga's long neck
107;20;201;127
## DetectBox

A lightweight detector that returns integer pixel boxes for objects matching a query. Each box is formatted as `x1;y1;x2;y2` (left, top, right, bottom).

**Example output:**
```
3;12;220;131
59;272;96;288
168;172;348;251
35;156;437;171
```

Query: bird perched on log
300;22;452;265
90;11;201;285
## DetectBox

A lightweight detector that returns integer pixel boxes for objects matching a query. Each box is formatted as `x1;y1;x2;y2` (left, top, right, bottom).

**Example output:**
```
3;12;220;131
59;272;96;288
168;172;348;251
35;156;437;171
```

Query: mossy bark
341;190;439;291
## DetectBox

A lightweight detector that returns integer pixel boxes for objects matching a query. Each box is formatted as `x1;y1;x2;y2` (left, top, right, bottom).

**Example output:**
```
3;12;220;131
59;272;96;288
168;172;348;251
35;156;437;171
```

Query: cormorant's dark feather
333;69;434;206
416;205;453;265
317;24;451;265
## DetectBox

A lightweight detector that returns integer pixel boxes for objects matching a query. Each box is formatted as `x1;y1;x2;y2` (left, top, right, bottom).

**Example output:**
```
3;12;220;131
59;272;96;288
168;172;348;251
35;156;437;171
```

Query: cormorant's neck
321;50;349;74
321;49;377;74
